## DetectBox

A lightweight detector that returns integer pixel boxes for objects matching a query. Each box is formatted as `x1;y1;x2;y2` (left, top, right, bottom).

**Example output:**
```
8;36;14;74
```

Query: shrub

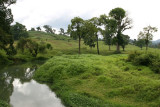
128;51;160;73
46;43;53;50
127;51;142;62
0;100;10;107
39;44;46;53
151;60;160;73
67;63;87;76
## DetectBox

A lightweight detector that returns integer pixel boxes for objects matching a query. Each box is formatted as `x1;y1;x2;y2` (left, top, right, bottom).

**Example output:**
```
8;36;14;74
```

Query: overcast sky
10;0;160;40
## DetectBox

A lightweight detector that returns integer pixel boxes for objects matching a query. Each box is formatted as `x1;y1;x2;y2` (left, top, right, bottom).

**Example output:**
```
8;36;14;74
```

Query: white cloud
10;0;160;40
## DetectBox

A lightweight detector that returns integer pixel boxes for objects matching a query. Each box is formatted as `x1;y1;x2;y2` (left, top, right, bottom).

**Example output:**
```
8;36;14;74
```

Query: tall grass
34;54;160;107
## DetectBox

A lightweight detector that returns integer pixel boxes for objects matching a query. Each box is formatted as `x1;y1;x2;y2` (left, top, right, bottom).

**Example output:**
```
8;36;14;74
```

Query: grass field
23;31;160;57
34;54;160;107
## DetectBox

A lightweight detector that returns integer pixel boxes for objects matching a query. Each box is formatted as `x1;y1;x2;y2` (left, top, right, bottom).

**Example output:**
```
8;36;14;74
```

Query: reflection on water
10;79;64;107
0;61;64;107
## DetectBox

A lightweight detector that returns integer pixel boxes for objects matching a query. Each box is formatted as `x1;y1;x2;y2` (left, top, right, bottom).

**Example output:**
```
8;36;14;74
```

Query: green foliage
0;100;10;107
128;51;160;73
0;28;16;56
83;20;97;48
136;39;145;50
151;59;160;73
34;54;160;107
0;0;16;56
11;22;28;40
39;43;46;53
0;0;16;34
59;28;65;35
0;51;12;65
67;63;88;75
121;34;130;51
61;92;106;107
16;38;42;57
68;17;84;54
138;26;158;50
30;27;35;31
43;25;55;34
36;26;41;31
46;43;52;50
109;8;125;21
109;7;132;51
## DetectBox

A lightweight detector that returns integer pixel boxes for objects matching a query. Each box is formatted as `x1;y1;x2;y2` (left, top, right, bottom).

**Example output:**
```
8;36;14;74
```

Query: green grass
1;31;160;106
1;31;158;65
34;54;160;107
27;31;160;57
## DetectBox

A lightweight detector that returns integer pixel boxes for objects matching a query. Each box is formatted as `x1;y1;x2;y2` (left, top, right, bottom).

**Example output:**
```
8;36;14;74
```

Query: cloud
10;0;160;40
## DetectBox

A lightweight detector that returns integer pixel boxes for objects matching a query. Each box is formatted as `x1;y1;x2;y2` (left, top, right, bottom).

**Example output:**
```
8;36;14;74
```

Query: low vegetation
128;51;160;73
34;54;160;107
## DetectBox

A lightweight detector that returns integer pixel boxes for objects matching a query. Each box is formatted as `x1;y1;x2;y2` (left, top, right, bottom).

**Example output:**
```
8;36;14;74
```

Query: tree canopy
138;26;158;50
11;22;28;40
0;0;16;55
68;17;84;54
109;7;132;51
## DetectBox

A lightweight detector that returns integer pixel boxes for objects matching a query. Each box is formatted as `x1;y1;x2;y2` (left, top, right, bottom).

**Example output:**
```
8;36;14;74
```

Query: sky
10;0;160;40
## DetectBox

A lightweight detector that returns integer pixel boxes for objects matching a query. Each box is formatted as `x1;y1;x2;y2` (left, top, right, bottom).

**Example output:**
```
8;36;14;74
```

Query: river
0;61;64;107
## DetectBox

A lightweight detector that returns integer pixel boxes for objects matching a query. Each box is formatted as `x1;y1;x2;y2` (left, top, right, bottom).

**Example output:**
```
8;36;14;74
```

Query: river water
0;61;64;107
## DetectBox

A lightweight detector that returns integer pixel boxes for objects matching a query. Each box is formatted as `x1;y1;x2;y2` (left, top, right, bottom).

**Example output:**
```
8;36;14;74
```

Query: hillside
27;31;160;57
34;54;160;107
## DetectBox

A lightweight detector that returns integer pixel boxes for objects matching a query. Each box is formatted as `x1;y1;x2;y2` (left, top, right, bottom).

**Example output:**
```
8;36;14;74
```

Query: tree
138;26;158;50
136;39;145;50
43;25;55;34
100;14;117;51
83;20;97;49
59;28;65;35
121;34;130;51
109;8;132;51
36;26;41;31
68;17;84;54
0;0;17;55
30;28;35;31
17;38;46;57
89;17;102;54
11;22;28;40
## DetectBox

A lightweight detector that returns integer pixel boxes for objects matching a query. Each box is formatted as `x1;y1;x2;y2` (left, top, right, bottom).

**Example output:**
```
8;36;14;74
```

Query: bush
151;60;160;73
0;100;10;107
128;51;160;73
39;44;46;53
127;51;142;62
46;43;53;50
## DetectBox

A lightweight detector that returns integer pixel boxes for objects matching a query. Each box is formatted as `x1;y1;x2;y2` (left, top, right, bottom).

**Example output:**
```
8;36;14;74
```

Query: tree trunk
122;46;125;51
117;43;120;51
146;44;148;51
96;35;99;55
79;36;81;54
109;45;111;51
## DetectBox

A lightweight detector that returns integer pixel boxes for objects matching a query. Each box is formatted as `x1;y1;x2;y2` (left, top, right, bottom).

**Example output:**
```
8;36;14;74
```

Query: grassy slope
28;32;160;107
2;31;160;63
34;54;160;107
27;31;160;56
